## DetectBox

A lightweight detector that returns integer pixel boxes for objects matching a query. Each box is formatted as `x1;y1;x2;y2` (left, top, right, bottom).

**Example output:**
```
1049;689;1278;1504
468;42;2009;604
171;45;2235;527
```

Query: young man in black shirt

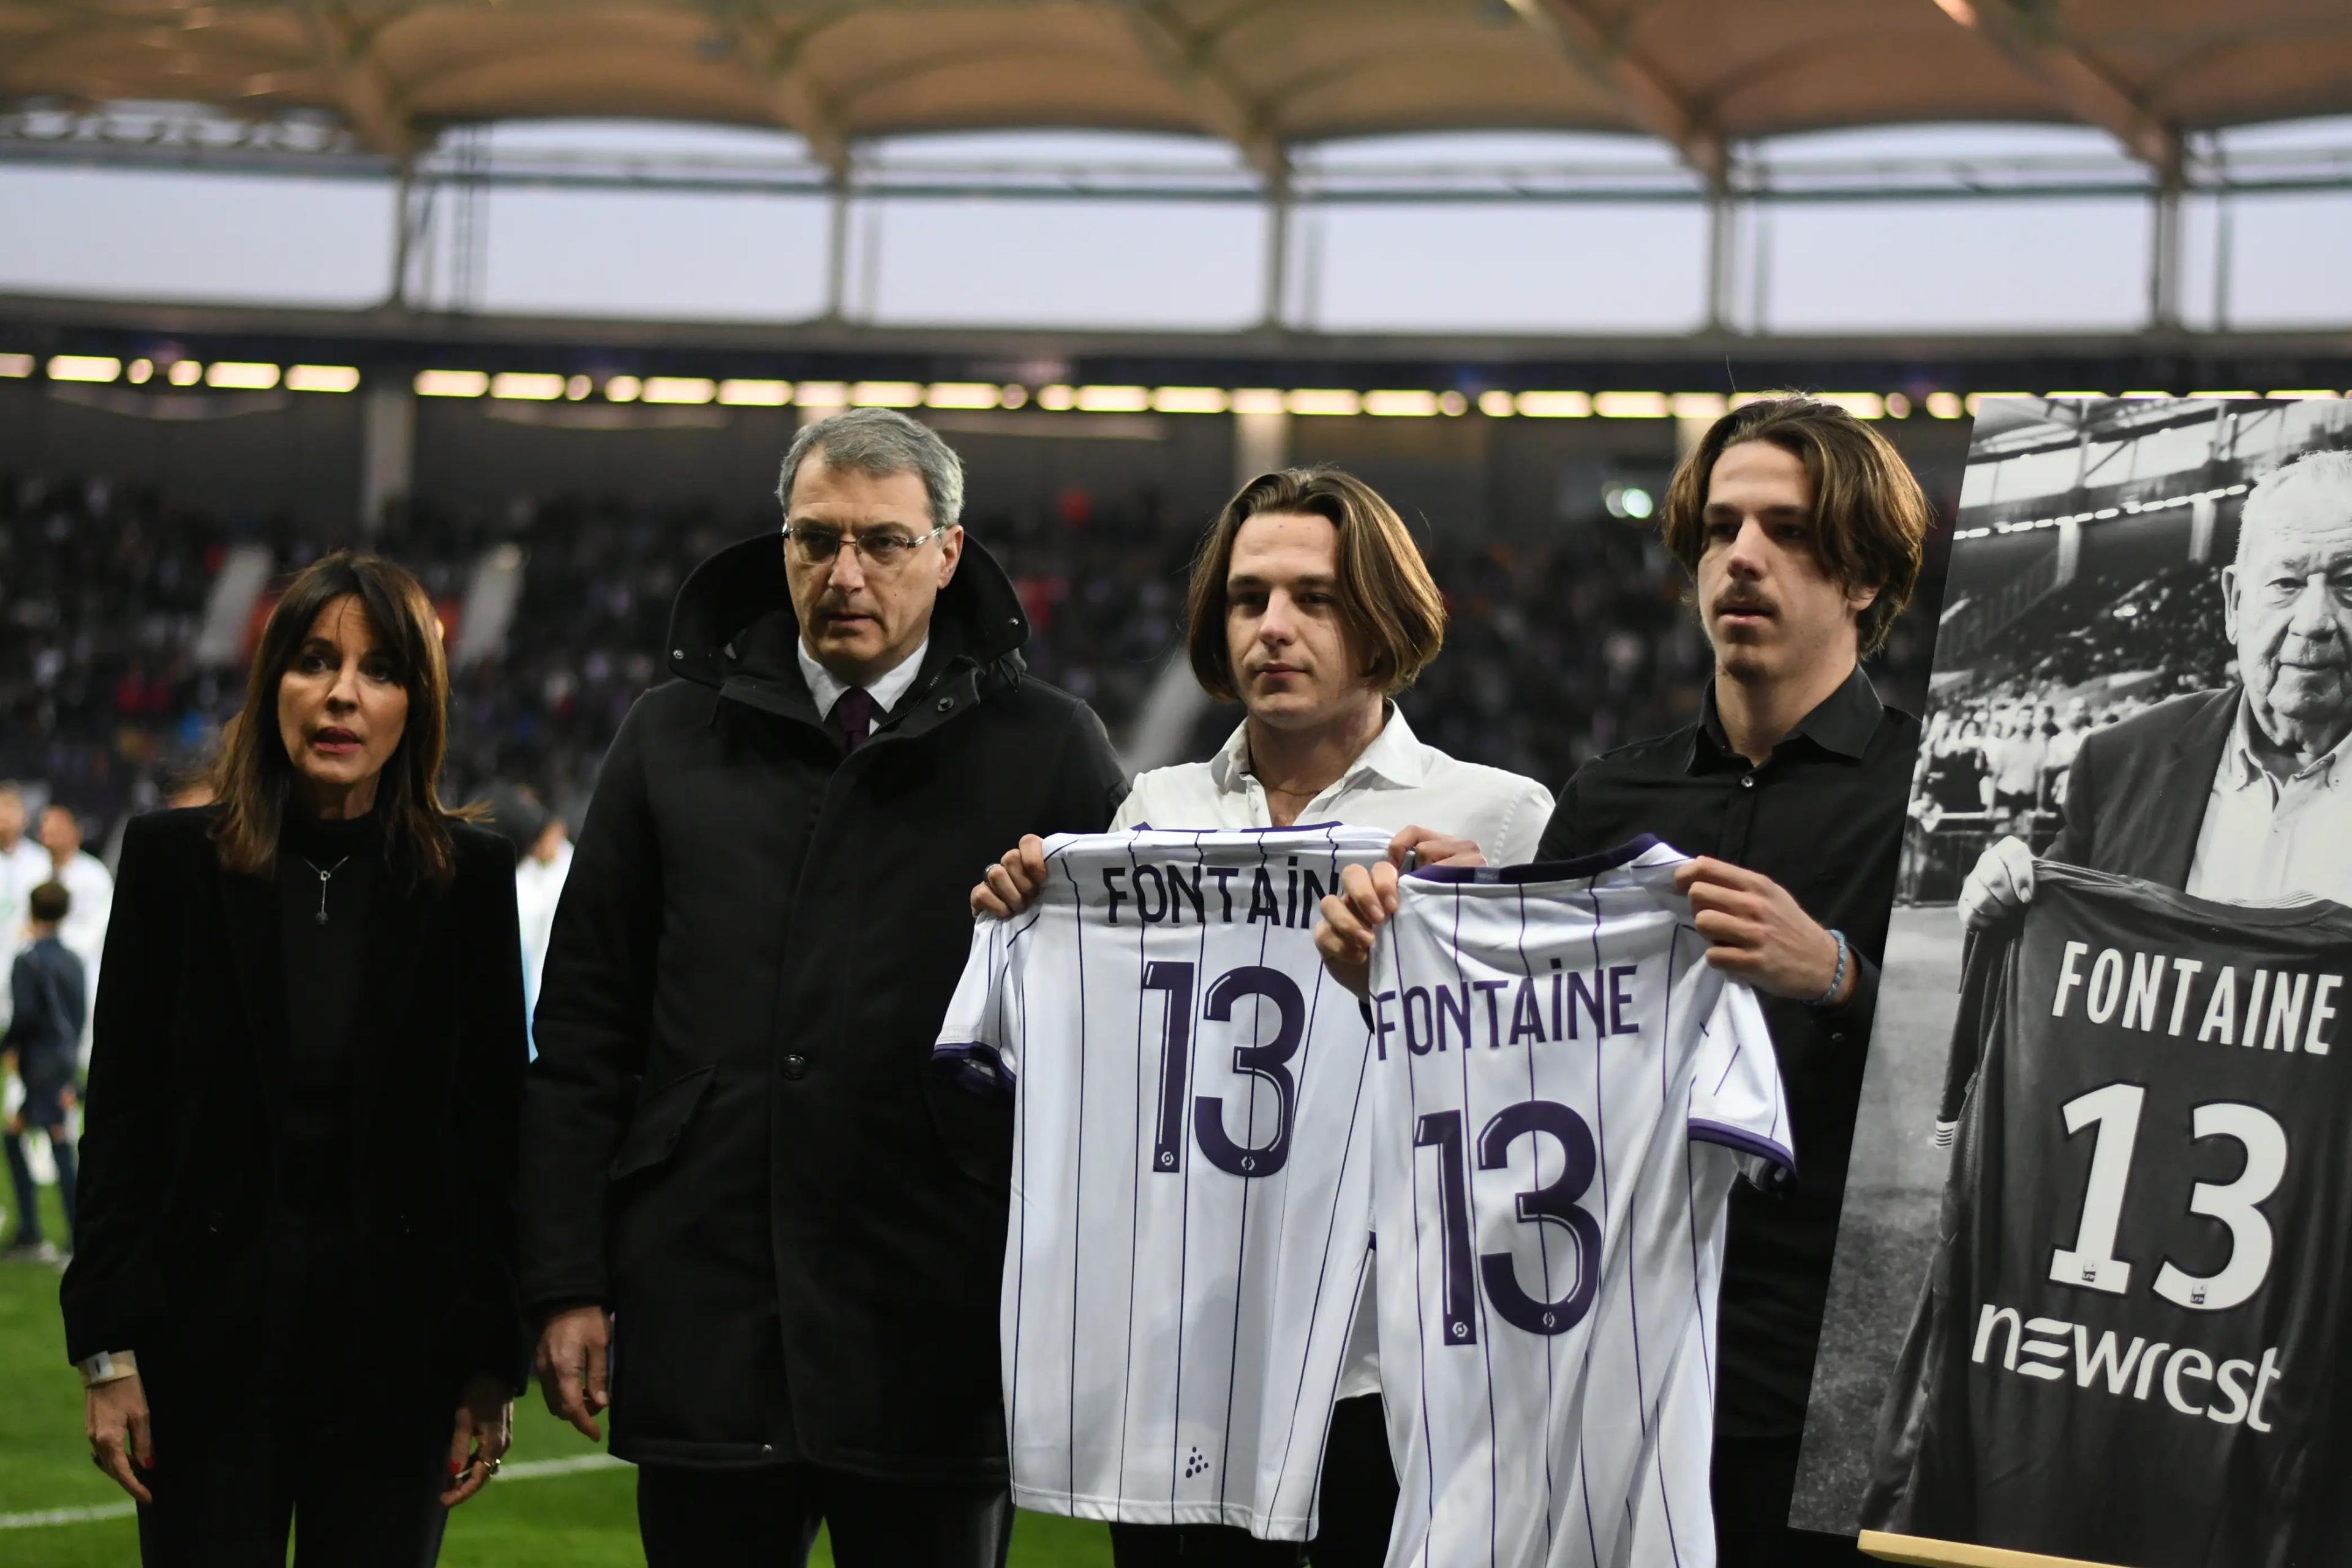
1319;395;1929;1565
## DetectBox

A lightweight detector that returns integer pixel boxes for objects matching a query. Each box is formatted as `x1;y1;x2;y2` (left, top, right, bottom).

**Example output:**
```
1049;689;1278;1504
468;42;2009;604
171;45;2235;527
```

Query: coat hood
662;529;1031;690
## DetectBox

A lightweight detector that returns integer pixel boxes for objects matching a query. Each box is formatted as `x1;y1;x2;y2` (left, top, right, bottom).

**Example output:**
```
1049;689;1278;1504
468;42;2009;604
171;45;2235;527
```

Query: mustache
1712;591;1776;616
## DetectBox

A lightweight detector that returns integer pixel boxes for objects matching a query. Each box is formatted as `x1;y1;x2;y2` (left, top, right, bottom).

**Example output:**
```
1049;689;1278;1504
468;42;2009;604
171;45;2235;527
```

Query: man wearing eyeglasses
1961;448;2352;921
522;408;1127;1568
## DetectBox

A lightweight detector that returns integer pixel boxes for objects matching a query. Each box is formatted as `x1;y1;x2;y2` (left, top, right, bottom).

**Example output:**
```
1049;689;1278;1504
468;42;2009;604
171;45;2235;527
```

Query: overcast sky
2;118;2346;337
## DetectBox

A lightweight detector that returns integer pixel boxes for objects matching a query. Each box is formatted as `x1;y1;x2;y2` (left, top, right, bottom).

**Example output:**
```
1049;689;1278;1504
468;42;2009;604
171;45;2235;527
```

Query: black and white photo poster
1793;396;2352;1567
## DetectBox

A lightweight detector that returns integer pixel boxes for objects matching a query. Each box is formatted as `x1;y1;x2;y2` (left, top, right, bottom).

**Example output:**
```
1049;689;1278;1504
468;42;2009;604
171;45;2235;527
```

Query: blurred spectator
4;880;83;1263
37;804;111;1058
0;784;47;1033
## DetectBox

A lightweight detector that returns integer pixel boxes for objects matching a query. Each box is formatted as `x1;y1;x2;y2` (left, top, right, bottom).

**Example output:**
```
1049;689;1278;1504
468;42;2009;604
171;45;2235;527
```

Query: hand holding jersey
1319;853;1854;1008
1365;839;1792;1568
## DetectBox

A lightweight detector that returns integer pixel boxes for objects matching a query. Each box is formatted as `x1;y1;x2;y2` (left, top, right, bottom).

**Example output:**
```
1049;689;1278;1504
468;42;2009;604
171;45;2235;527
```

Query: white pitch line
0;1453;626;1529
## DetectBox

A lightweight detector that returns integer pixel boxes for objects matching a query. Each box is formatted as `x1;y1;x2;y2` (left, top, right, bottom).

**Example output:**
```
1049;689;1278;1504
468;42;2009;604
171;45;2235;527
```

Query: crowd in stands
1901;558;2233;899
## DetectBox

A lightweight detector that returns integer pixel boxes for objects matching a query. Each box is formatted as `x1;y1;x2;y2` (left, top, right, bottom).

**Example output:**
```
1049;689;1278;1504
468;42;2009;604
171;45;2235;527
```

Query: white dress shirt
48;849;112;1061
797;636;930;731
1110;704;1556;1400
515;839;575;1057
2186;698;2352;907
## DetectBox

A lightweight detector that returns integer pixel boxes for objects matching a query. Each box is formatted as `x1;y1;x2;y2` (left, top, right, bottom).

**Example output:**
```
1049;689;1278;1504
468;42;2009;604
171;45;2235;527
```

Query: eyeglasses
782;523;947;569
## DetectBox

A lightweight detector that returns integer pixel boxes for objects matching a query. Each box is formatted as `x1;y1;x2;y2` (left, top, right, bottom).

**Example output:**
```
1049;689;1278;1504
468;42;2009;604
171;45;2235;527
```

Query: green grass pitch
0;1184;1112;1566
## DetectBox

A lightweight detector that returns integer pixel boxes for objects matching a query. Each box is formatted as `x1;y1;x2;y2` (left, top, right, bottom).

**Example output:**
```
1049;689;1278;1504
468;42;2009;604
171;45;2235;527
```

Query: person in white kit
972;466;1552;1567
940;824;1395;1554
37;803;112;1061
1360;840;1792;1568
0;785;51;1027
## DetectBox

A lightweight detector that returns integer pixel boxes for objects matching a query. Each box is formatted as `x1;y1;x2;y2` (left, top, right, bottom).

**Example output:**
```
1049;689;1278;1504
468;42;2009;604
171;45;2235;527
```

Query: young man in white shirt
971;465;1553;1567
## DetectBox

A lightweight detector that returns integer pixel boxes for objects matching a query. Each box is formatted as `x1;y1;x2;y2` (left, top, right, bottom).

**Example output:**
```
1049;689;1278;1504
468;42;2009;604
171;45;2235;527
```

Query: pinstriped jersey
1366;837;1792;1568
933;824;1393;1539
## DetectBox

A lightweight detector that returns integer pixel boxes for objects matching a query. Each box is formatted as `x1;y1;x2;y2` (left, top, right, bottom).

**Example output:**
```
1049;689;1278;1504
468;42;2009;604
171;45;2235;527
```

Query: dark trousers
7;1041;77;1247
1308;1393;1397;1566
638;1463;1013;1568
4;1125;75;1246
1110;1522;1303;1566
134;1375;450;1567
1712;1434;1869;1567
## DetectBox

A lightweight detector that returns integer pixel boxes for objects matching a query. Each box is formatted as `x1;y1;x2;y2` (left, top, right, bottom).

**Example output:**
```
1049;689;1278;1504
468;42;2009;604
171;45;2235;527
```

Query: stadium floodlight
643;377;717;405
206;361;281;390
490;372;565;401
1036;385;1077;411
794;381;848;409
2119;390;2171;399
1671;393;1728;420
47;355;121;383
1286;390;1361;417
167;360;203;386
604;375;643;402
1076;385;1150;413
1885;393;1913;418
1000;385;1030;409
1964;392;2030;415
416;369;489;398
2043;390;2106;399
923;383;998;410
2266;390;2343;399
127;358;154;385
851;382;924;408
1364;391;1439;418
1596;391;1668;419
566;375;593;400
1150;387;1228;415
1230;389;1284;415
0;353;32;379
287;365;360;393
719;379;792;406
1819;393;1885;420
1520;391;1594;418
1477;390;1515;418
2188;390;2258;399
1927;392;1964;418
1438;391;1468;417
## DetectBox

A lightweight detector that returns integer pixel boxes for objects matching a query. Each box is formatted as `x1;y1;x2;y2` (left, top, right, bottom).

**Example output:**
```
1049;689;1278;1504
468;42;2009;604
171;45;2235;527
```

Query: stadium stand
1;466;1942;846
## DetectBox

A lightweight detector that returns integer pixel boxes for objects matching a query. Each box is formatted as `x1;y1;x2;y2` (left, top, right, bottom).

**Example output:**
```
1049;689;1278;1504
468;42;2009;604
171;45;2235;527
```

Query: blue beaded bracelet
1807;928;1850;1009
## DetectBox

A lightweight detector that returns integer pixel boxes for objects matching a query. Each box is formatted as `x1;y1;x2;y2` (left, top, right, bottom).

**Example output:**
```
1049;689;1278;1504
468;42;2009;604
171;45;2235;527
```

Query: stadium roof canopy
4;0;2350;183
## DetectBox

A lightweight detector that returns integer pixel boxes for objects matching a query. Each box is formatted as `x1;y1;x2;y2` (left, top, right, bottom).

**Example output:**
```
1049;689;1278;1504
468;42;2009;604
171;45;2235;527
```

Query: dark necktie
833;687;876;752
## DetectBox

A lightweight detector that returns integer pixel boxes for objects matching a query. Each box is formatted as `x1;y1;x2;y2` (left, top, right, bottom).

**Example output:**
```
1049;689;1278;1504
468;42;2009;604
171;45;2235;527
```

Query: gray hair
775;407;966;531
2238;448;2352;567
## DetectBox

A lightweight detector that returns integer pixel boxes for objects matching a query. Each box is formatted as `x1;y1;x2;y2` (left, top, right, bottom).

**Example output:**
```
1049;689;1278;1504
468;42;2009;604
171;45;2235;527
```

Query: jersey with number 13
1366;837;1792;1568
1864;862;2352;1567
934;824;1393;1540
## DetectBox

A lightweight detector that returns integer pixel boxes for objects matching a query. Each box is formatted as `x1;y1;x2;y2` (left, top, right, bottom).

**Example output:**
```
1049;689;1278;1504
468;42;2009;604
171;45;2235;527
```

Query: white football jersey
1365;837;1792;1568
934;824;1394;1539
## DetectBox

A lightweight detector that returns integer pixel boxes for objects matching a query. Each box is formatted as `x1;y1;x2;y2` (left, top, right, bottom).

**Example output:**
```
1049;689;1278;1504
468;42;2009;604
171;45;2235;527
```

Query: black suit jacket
2048;687;2239;889
61;806;530;1401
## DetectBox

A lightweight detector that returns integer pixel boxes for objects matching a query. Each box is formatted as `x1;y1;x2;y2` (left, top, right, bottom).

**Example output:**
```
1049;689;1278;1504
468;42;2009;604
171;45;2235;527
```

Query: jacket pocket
609;1065;717;1182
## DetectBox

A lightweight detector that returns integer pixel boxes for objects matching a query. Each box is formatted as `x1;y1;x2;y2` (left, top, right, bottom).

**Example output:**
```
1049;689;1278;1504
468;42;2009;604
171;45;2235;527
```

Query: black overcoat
61;809;530;1401
519;532;1126;1479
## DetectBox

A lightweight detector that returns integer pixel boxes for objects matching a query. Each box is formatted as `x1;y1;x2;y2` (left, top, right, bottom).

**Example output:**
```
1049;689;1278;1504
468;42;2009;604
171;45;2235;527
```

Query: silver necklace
301;856;351;925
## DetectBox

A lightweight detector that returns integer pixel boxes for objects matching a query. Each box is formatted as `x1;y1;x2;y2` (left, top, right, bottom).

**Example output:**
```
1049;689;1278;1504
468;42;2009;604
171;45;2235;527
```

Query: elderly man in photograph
522;409;1126;1568
1965;448;2352;919
1322;396;1930;1564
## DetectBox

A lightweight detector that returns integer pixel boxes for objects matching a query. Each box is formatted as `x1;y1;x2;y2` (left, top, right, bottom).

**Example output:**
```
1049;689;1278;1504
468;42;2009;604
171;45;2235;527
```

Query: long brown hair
209;551;467;887
1185;466;1447;701
1660;395;1931;659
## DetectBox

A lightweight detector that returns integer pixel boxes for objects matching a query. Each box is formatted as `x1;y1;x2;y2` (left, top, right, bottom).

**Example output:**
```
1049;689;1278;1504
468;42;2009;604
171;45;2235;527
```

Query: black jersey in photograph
1862;862;2352;1568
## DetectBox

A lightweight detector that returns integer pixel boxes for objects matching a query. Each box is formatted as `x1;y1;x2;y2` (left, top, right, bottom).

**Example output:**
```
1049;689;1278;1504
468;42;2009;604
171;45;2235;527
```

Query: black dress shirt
276;809;379;1221
1536;664;1918;1436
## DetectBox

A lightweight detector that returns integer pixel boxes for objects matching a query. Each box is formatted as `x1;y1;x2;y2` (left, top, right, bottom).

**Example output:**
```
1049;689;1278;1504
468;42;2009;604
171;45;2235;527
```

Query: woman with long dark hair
64;552;528;1565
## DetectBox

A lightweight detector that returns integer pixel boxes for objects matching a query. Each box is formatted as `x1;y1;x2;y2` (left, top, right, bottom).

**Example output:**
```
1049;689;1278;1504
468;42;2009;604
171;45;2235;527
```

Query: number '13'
1415;1099;1603;1344
1142;961;1300;1179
